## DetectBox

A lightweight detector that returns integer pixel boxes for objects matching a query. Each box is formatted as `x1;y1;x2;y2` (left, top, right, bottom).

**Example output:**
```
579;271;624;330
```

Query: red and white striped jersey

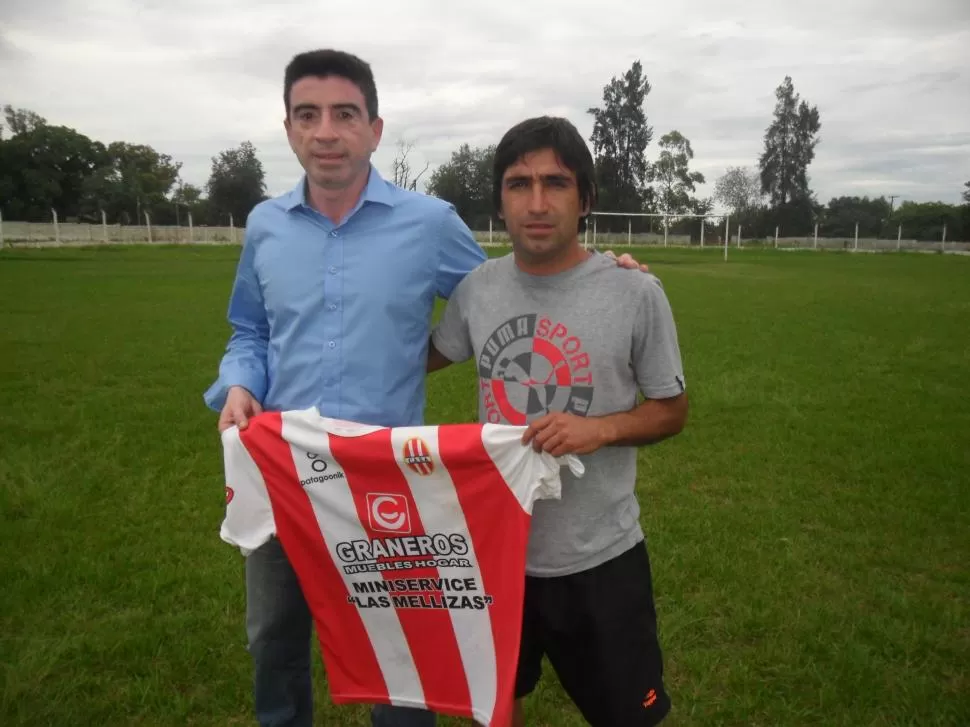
219;408;583;727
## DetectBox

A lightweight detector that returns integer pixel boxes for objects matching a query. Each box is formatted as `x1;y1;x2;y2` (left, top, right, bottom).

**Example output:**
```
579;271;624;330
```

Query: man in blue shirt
204;48;478;727
205;49;647;727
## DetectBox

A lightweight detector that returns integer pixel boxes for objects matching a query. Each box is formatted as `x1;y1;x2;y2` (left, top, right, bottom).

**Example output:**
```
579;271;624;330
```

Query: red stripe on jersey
239;413;389;703
328;428;474;719
436;424;528;727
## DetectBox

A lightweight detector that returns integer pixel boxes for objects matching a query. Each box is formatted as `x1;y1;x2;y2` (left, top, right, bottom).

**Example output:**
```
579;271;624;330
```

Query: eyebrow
291;102;362;115
504;173;574;185
331;102;362;114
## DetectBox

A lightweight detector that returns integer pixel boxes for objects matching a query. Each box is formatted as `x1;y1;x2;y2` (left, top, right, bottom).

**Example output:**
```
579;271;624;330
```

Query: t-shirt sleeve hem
431;327;472;364
641;383;686;400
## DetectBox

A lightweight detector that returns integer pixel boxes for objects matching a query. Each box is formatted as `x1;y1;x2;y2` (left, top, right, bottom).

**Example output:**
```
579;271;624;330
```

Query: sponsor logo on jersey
225;485;234;504
367;493;412;534
300;451;346;487
402;437;434;475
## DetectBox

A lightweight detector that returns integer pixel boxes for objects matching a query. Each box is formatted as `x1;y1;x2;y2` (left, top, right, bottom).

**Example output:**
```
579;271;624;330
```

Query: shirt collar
285;164;396;212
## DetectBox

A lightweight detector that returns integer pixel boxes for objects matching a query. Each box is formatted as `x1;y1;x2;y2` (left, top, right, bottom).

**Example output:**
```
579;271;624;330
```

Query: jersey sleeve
480;424;584;513
632;274;687;400
219;425;276;556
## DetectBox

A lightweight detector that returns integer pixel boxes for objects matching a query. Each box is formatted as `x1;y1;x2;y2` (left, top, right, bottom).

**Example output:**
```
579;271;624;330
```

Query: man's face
284;75;383;191
499;148;588;264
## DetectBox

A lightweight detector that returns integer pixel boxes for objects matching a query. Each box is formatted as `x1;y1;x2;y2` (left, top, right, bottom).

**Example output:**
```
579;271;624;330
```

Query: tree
171;181;208;227
714;166;763;220
206;141;267;225
648;131;706;216
426;143;494;229
587;60;653;213
391;139;429;192
820;196;892;238
759;76;821;233
0;124;107;220
894;201;965;242
3;105;47;136
963;180;969;204
79;142;182;224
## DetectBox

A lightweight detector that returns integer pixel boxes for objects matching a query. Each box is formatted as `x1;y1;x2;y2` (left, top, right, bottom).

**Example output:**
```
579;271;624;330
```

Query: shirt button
329;266;337;274
328;341;336;348
330;230;338;237
328;303;337;311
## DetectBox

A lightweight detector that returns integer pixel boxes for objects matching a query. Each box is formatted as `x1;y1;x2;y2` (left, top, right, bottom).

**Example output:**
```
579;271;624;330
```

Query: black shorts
515;540;671;727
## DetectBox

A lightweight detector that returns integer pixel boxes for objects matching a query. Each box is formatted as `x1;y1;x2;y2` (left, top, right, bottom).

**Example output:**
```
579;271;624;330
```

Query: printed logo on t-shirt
478;314;594;425
225;485;234;504
366;493;412;534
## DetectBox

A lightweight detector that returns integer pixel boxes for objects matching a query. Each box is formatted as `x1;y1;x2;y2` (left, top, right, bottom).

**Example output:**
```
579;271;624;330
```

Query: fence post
592;215;597;248
942;224;947;252
663;213;668;248
774;226;779;249
489;217;493;245
628;218;632;246
854;222;859;251
230;214;235;244
897;225;902;251
700;217;705;248
189;211;194;243
723;214;729;262
814;223;818;249
145;212;152;244
737;224;742;248
52;208;60;244
101;209;107;243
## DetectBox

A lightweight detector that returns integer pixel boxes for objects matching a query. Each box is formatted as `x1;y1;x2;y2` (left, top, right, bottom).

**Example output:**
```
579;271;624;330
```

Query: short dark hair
492;116;598;232
283;49;379;120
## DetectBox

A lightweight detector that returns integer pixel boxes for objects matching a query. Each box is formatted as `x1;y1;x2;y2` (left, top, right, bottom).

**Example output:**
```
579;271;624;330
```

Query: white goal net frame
584;211;732;258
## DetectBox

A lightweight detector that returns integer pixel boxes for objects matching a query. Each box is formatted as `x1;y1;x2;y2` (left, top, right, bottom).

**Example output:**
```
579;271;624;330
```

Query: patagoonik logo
478;314;594;425
367;493;412;534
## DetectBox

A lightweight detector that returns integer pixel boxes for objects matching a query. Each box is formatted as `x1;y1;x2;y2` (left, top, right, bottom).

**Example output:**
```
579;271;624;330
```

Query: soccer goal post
585;211;727;249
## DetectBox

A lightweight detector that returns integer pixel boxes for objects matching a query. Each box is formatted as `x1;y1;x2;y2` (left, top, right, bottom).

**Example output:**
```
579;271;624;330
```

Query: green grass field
1;245;968;726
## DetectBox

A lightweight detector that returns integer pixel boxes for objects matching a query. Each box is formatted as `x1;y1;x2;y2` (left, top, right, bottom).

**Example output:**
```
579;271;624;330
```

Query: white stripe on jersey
282;414;427;710
219;427;276;556
480;423;580;512
389;426;497;725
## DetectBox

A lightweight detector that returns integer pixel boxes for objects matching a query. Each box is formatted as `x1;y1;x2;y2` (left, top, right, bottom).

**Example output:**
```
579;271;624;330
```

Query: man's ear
371;116;384;151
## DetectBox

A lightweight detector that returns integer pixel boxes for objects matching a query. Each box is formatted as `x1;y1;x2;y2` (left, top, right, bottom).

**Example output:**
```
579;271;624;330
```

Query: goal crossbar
590;211;719;219
585;210;728;250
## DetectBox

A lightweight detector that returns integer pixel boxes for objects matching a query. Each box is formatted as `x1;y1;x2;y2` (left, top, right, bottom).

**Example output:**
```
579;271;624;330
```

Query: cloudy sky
2;0;968;208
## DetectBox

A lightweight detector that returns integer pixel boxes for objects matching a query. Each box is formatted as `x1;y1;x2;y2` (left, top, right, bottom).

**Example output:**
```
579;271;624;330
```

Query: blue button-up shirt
203;166;487;427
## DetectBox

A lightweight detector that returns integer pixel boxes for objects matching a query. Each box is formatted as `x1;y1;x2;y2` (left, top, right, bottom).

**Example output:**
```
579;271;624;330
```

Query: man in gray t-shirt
428;116;688;727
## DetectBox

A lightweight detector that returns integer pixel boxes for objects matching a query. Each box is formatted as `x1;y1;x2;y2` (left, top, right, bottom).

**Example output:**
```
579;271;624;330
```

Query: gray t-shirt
431;251;686;577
